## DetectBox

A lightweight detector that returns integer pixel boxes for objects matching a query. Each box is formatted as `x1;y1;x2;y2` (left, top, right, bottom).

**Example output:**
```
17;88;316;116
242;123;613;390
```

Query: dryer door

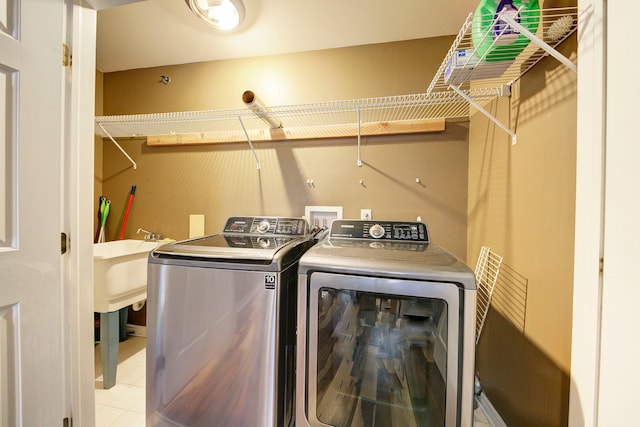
304;272;465;427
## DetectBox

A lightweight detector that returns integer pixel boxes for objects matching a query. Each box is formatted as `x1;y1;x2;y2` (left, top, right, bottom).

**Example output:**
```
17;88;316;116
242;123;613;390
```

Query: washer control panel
330;220;429;242
223;216;308;236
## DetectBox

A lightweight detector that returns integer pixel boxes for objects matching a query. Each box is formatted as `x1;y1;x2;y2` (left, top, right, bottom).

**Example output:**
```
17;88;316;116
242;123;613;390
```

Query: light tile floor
95;336;146;427
95;336;497;426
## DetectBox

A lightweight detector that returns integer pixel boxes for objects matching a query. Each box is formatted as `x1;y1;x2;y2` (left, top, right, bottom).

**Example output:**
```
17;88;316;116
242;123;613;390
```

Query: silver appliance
146;216;314;427
296;220;476;427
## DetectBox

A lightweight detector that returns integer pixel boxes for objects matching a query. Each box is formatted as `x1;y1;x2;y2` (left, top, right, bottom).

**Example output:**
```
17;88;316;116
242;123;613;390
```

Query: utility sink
94;239;159;313
94;239;162;389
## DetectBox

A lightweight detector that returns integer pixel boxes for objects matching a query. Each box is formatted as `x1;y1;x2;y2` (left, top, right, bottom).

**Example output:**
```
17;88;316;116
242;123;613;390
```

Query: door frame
65;2;97;425
68;2;145;425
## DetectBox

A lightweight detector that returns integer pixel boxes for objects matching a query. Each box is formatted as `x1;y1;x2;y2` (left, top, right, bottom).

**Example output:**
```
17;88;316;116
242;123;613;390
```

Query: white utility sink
93;239;159;313
94;238;173;389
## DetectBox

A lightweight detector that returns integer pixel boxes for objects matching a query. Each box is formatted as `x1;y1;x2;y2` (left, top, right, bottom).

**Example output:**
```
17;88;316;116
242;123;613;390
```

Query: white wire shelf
95;6;579;166
95;90;501;140
427;7;578;95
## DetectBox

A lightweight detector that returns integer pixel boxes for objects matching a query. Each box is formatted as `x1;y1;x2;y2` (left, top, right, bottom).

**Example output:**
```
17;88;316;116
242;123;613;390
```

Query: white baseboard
126;323;146;338
476;392;508;427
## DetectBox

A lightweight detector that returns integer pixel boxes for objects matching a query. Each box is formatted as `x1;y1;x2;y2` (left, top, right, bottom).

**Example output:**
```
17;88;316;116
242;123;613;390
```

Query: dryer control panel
223;216;308;236
330;220;429;242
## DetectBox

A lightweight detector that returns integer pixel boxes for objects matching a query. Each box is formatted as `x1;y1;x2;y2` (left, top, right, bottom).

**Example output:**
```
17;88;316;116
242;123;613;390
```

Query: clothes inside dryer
315;289;449;427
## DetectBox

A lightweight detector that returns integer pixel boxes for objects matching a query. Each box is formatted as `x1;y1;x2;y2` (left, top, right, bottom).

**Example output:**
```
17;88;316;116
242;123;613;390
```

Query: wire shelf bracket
356;107;363;167
450;83;517;145
238;116;261;170
500;11;577;74
97;123;138;170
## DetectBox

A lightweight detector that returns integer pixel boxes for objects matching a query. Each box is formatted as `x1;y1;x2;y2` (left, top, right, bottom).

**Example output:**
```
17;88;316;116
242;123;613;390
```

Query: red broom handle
118;185;136;240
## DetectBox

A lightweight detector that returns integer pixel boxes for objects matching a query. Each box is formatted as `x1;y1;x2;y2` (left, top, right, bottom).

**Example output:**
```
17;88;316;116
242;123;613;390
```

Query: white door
0;0;68;425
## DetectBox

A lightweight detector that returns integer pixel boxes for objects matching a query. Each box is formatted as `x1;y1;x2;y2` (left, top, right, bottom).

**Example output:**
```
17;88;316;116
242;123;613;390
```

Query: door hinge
62;44;71;67
61;232;68;254
63;417;71;427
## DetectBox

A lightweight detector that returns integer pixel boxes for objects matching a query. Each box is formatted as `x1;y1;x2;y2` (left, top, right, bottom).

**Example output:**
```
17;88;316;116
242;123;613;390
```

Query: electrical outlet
360;209;372;220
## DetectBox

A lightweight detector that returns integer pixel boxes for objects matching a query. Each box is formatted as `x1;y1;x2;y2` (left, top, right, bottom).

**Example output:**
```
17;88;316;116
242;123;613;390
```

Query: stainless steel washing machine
296;220;476;427
146;216;314;427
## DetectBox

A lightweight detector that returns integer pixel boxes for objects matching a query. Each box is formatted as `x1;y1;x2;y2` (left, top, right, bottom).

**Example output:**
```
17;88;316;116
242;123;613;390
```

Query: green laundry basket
472;0;540;62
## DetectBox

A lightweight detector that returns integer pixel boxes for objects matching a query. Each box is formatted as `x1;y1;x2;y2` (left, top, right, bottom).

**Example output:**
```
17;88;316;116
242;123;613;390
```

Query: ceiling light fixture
186;0;245;31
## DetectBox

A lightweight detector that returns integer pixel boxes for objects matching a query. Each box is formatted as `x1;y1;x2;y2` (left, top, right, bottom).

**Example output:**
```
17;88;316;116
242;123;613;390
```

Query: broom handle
118;185;136;240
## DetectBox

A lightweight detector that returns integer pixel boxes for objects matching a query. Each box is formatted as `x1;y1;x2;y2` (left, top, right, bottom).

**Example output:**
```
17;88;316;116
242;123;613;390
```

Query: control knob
257;237;271;248
257;220;271;233
369;224;385;239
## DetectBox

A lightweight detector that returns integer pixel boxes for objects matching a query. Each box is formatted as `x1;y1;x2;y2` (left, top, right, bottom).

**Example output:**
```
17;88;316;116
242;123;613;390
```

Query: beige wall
98;37;469;259
102;37;454;114
468;35;577;426
101;129;468;248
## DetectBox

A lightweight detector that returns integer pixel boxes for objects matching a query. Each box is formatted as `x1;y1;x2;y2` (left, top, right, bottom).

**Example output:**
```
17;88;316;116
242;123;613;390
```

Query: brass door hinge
62;44;71;67
61;232;68;254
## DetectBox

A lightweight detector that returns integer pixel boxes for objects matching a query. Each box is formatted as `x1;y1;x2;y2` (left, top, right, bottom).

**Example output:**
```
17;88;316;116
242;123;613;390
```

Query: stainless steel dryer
146;216;313;427
296;220;476;427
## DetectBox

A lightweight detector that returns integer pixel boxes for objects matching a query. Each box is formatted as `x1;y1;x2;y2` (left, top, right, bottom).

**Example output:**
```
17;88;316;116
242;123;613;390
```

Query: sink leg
100;311;119;389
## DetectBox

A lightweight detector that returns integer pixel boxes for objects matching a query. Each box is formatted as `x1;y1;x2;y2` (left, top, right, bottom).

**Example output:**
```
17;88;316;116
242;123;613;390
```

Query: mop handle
118;185;136;240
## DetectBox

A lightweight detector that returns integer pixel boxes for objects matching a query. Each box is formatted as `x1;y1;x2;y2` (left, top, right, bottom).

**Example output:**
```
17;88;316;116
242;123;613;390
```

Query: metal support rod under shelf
357;107;363;167
97;123;138;170
449;84;517;145
499;10;577;73
238;116;261;170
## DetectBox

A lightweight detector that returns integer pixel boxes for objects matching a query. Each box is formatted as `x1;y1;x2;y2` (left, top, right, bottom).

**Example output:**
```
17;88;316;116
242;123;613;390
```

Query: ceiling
96;0;479;73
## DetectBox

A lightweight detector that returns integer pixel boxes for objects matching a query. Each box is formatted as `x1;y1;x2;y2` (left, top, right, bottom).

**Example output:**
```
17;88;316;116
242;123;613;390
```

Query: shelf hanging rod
242;90;282;129
499;10;577;73
97;123;138;170
449;84;517;145
238;116;261;170
357;106;363;167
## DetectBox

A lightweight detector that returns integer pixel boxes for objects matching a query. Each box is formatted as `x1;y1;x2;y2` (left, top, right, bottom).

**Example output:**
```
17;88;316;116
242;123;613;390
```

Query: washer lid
153;233;304;262
152;216;311;263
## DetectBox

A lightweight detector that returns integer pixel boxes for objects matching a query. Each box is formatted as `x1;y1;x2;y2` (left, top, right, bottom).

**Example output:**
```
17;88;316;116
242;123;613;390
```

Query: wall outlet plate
361;209;372;220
